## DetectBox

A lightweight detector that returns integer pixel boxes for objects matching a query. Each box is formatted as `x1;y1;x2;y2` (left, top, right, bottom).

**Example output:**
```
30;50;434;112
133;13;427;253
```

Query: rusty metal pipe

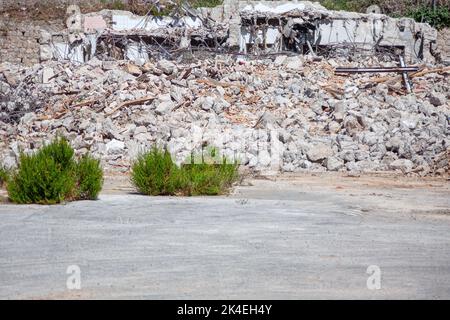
335;66;419;73
399;55;412;93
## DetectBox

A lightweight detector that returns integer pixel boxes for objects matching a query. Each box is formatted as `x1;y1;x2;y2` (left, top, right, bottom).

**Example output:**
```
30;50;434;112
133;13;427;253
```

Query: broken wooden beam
106;95;156;116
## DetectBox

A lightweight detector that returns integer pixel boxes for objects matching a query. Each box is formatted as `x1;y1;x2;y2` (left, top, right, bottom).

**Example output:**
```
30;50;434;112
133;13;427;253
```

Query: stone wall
0;19;63;65
0;20;41;65
0;1;130;65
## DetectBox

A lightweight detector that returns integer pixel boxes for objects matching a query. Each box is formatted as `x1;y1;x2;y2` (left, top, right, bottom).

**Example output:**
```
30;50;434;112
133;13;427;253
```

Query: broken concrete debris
0;51;449;176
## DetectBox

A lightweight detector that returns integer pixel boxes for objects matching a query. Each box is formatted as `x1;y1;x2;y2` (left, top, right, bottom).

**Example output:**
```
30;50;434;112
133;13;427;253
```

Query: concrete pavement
0;174;449;299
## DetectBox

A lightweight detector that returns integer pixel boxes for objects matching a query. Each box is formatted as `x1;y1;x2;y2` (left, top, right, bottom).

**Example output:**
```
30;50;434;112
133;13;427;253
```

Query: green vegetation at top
190;0;223;8
11;0;450;30
406;5;450;29
319;0;449;29
319;0;370;12
98;1;450;29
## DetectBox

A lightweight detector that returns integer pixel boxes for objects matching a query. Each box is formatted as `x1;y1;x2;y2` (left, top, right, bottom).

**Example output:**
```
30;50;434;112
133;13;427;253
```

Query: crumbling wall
0;19;55;65
0;1;128;66
0;20;40;65
0;19;63;65
0;0;68;66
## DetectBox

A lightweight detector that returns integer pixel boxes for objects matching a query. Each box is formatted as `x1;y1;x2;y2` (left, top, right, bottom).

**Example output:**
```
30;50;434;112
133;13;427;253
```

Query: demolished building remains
40;1;439;64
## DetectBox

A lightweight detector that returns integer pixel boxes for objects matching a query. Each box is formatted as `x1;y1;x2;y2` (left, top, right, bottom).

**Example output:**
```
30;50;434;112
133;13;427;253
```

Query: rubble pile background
0;55;449;175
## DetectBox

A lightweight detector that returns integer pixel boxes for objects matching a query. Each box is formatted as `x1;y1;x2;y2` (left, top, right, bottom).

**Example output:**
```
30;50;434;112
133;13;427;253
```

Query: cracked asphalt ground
0;173;449;299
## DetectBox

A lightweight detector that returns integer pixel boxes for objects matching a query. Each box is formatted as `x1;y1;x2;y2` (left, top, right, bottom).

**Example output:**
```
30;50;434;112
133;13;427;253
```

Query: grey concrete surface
0;174;449;299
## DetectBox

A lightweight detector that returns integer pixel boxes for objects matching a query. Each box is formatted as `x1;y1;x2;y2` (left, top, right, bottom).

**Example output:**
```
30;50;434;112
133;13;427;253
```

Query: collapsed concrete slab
40;1;438;64
40;4;228;64
238;1;437;62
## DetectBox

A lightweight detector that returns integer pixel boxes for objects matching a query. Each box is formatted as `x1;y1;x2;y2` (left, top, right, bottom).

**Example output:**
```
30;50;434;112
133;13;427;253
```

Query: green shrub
131;146;239;196
407;6;450;30
131;147;183;195
0;166;10;187
181;146;239;195
181;162;239;196
40;136;75;170
7;137;103;204
74;155;104;200
7;152;75;204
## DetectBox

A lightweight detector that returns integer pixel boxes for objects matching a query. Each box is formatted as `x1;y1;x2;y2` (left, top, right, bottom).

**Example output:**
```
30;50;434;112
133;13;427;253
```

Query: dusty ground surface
0;172;449;299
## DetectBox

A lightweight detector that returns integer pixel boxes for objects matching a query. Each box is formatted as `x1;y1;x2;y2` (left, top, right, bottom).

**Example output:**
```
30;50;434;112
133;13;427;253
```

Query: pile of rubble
0;54;449;176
